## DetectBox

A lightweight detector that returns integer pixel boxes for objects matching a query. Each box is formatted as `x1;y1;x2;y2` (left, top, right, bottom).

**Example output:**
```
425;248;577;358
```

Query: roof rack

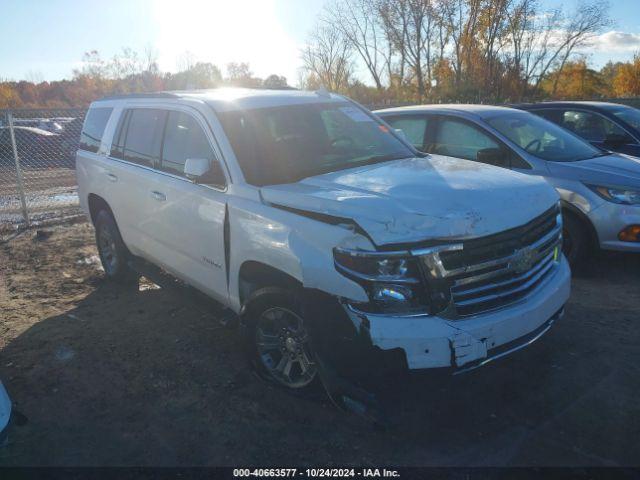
98;86;303;102
98;92;180;101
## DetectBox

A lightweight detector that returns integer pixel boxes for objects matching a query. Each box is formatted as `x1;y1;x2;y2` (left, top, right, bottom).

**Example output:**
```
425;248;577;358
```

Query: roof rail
98;92;180;101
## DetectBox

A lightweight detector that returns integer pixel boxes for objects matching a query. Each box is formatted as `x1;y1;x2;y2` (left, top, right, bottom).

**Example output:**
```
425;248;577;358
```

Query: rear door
106;107;167;259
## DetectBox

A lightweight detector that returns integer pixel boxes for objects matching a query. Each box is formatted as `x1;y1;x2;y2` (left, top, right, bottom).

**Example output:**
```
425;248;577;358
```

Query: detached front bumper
588;201;640;252
344;256;571;371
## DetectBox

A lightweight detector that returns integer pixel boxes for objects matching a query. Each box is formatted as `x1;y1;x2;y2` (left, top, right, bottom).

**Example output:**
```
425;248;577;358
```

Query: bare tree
73;50;109;80
302;25;353;91
177;51;196;73
110;47;145;79
379;0;436;100
301;0;611;101
549;1;611;95
323;0;388;90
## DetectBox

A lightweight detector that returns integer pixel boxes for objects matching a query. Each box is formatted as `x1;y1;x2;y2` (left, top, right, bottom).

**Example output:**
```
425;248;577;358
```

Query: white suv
76;88;570;397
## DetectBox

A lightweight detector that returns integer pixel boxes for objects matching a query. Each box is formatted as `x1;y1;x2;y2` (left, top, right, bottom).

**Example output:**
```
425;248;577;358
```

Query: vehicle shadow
1;251;639;466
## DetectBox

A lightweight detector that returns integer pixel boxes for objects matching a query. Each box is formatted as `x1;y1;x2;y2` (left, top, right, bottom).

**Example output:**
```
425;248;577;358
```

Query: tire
562;213;589;267
242;287;318;391
94;209;137;285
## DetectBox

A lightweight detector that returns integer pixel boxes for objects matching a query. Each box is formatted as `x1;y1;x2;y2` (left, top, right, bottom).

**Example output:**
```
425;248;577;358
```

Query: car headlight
587;185;640;205
333;247;429;314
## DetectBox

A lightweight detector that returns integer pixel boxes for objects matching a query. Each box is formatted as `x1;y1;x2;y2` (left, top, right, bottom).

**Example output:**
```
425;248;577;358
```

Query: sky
0;0;639;85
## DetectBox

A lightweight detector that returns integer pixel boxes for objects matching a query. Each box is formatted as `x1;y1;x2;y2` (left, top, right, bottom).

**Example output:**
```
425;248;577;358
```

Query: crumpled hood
261;156;558;246
547;153;640;186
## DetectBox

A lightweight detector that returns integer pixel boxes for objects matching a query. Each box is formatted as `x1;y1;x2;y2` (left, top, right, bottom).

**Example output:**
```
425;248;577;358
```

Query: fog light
618;225;640;242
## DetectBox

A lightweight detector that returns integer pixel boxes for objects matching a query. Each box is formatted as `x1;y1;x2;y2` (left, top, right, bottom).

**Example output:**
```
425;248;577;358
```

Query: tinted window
161;112;214;176
217;102;413;186
533;109;562;123
110;110;130;160
612;106;640;132
433;119;499;161
561;110;630;142
486;111;600;162
123;109;166;167
79;107;113;153
385;116;428;150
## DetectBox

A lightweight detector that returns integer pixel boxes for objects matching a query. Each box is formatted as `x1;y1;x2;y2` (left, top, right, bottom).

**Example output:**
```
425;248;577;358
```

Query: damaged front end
306;203;569;405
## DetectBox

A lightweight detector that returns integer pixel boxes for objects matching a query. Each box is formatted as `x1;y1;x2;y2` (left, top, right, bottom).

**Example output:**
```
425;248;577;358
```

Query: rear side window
110;110;130;160
161;111;214;176
384;116;429;150
123;109;166;167
433;118;499;160
79;107;113;153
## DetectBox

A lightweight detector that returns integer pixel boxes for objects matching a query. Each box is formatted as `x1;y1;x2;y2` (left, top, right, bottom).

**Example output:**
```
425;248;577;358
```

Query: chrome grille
416;205;562;318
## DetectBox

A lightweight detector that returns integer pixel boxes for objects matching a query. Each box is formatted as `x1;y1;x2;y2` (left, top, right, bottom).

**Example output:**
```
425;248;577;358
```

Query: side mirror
604;133;629;147
184;158;210;179
184;158;226;187
477;148;508;168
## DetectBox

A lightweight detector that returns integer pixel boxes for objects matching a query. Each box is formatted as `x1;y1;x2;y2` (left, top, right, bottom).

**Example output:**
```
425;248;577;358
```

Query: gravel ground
0;221;639;466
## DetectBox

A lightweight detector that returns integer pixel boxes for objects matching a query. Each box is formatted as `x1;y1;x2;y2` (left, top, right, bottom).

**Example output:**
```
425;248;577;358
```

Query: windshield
217;102;414;186
486;111;602;162
612;106;640;131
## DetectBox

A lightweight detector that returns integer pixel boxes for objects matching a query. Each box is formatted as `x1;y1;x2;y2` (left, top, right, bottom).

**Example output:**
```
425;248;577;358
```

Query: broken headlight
333;247;429;314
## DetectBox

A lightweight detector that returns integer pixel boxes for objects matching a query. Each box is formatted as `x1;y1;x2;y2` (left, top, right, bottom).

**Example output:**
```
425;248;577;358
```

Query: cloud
588;31;640;52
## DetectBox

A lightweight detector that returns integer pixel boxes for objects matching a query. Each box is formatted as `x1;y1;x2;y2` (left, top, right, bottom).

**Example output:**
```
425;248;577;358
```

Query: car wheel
562;213;588;266
94;209;137;285
243;288;318;390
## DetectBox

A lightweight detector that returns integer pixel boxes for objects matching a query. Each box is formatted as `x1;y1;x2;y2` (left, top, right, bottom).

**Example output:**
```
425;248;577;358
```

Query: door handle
106;173;118;182
151;191;166;201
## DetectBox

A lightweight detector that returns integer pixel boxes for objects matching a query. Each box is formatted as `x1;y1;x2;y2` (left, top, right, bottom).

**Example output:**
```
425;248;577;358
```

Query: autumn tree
541;59;608;99
613;55;640;97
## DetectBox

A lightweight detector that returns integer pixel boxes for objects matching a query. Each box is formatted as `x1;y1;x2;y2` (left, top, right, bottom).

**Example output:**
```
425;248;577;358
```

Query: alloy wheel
255;307;317;388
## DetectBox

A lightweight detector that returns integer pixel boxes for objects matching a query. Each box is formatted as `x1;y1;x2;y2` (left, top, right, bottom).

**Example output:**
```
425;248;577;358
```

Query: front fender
227;198;369;312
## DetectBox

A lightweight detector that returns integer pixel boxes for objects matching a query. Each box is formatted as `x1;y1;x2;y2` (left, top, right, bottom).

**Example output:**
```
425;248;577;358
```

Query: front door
143;109;229;303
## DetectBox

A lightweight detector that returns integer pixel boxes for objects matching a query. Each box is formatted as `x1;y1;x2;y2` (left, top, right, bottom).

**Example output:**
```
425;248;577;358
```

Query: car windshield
611;106;640;131
486;111;602;162
217;102;414;186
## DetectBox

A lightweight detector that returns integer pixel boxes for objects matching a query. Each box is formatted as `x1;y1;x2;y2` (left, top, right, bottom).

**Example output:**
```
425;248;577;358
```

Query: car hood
260;155;558;247
547;153;640;186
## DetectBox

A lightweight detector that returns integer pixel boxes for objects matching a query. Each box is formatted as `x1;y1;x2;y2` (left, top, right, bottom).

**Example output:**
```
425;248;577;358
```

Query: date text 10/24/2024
233;469;401;478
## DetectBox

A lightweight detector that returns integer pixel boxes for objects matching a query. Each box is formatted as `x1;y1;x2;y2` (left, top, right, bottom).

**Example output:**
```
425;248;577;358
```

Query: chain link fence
0;109;87;236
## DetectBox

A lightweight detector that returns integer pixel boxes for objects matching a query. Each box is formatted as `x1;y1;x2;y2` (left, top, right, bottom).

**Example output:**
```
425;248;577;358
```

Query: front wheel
243;288;318;390
562;213;589;267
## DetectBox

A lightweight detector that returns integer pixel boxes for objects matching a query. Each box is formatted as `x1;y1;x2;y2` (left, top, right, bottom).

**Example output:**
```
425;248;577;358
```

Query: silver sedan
376;105;640;265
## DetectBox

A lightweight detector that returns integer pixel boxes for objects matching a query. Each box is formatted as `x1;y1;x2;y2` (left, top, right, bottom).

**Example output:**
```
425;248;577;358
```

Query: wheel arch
237;260;302;309
560;200;600;249
87;193;114;225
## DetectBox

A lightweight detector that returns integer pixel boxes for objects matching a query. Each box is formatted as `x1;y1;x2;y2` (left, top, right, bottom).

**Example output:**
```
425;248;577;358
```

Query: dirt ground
0;221;639;467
